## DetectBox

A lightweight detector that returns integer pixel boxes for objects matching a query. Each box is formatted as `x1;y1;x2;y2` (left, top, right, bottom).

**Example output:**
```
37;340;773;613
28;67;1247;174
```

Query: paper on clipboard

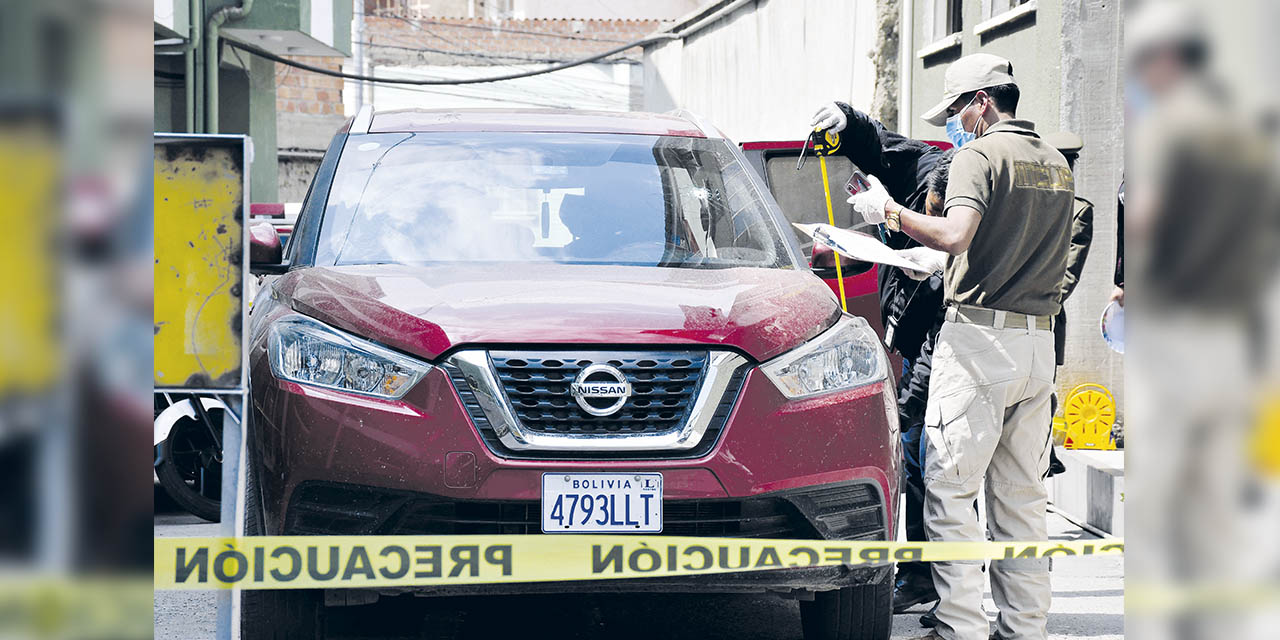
793;223;932;273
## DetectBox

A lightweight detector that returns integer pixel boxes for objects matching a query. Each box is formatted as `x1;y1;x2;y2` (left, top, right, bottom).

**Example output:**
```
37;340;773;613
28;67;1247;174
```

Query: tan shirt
942;119;1074;317
1130;78;1275;312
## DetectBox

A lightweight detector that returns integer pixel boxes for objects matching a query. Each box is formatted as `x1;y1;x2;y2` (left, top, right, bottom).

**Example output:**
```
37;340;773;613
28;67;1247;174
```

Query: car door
740;140;890;347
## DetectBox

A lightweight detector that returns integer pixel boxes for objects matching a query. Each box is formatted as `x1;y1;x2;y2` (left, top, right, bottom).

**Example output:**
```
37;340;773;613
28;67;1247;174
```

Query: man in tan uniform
848;53;1073;640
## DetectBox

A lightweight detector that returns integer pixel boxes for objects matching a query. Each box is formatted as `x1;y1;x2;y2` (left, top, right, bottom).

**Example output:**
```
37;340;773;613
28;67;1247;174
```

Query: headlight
761;315;888;399
267;315;430;399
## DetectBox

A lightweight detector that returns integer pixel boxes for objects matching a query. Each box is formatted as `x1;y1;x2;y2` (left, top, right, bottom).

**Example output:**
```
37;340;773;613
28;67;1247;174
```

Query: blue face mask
945;95;980;148
1126;79;1152;119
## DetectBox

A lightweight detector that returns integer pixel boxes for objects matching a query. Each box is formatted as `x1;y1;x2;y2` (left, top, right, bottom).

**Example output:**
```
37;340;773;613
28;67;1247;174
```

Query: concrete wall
217;52;280;203
1057;0;1123;404
643;0;879;143
905;0;1124;405
154;55;188;133
906;0;1064;140
279;153;325;203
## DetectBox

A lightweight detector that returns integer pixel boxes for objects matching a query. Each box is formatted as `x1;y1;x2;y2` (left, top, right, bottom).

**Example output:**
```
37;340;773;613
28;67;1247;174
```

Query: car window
286;132;345;267
762;153;878;255
315;132;796;269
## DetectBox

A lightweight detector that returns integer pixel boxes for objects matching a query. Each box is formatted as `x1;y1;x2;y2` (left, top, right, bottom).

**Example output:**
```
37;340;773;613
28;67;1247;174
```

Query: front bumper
283;479;887;540
287;479;892;595
332;564;892;600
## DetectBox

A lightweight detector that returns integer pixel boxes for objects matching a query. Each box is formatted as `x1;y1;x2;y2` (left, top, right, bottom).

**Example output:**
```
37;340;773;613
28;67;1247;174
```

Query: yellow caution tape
0;576;153;639
155;535;1123;590
1127;581;1280;614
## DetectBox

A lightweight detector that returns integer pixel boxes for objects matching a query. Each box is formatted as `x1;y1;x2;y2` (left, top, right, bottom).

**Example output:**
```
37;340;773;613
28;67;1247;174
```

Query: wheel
800;572;893;640
155;403;223;522
239;433;324;640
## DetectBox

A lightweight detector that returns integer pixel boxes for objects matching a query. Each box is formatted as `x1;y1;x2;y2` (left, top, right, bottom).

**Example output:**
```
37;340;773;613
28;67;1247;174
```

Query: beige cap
1044;131;1084;154
1126;1;1206;60
920;53;1016;127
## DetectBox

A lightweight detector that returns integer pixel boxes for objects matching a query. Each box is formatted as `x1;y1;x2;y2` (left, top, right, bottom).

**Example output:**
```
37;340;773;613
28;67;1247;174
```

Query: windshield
314;132;798;269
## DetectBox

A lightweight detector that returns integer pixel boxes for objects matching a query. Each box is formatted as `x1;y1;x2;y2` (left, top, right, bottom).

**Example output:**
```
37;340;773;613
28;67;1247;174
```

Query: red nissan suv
244;108;900;640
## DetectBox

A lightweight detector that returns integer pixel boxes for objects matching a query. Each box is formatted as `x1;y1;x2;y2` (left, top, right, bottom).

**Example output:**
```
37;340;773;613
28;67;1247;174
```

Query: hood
273;263;841;363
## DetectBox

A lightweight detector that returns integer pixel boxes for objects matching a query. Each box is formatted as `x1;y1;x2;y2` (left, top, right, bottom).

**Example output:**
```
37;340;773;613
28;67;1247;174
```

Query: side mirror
249;222;288;275
810;243;873;278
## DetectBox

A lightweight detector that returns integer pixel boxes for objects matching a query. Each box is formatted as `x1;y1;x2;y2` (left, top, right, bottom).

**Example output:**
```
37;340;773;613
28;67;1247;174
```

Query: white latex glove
810;102;848;134
897;246;947;280
846;173;890;225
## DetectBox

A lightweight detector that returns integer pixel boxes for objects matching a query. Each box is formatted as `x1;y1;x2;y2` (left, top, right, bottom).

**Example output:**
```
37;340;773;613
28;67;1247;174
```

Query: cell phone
844;170;872;197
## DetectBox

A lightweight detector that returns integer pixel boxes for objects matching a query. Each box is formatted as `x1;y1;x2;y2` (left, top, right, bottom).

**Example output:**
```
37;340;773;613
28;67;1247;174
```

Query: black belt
945;304;1052;331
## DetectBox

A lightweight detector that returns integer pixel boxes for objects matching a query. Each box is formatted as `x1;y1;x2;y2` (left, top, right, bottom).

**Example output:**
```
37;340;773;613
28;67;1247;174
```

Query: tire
155;412;222;522
239;440;324;640
800;571;893;640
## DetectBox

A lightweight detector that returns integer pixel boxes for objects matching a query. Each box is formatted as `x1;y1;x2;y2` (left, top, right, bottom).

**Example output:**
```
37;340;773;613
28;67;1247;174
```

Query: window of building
976;0;1037;36
919;0;965;58
985;0;1033;18
924;0;965;42
946;0;964;35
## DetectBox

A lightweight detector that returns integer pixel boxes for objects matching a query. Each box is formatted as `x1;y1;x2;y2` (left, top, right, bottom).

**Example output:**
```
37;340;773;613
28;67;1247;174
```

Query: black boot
893;573;939;613
1048;446;1067;476
919;602;939;628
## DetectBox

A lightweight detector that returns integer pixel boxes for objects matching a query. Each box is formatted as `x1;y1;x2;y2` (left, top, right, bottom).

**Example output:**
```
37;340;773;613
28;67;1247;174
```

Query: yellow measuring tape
818;155;848;313
811;128;848;312
155;535;1123;590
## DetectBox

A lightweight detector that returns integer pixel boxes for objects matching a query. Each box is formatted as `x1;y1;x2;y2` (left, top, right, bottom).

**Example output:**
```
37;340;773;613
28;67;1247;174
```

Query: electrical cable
372;12;642;92
226;31;674;87
358;41;604;65
378;14;634;44
359;34;636;92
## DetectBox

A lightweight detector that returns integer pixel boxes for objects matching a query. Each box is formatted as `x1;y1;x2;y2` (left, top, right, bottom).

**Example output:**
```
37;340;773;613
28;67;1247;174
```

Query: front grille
284;481;886;542
445;350;748;460
491;351;706;436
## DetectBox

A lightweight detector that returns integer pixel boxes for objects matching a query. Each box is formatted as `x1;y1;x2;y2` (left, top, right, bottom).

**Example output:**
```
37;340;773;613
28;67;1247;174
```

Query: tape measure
797;128;848;312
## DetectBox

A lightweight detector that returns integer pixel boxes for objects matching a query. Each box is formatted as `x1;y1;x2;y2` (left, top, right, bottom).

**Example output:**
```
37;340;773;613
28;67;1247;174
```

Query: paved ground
154;489;1123;639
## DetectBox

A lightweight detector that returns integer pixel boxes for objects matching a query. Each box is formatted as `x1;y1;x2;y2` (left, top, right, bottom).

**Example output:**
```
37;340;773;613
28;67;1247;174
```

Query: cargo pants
923;317;1055;640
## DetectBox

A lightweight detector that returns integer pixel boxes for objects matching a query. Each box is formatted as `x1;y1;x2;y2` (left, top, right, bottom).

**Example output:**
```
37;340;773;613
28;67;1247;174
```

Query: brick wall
275;56;345;116
273;17;657;119
362;16;659;67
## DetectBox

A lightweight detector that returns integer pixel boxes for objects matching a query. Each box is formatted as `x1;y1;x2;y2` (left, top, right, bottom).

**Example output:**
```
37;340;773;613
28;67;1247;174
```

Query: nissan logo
570;364;632;417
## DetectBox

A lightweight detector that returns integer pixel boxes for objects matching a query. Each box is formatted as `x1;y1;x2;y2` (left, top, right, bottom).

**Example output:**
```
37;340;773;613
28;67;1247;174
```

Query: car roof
360;108;709;138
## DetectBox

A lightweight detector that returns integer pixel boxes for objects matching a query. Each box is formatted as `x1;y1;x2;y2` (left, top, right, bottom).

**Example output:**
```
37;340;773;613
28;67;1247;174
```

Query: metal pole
353;4;365;110
185;0;200;132
214;393;246;640
205;0;256;134
36;396;72;571
193;0;204;133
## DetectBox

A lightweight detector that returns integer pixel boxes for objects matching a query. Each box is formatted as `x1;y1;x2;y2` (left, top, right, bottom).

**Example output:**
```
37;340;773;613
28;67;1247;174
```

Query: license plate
541;473;662;533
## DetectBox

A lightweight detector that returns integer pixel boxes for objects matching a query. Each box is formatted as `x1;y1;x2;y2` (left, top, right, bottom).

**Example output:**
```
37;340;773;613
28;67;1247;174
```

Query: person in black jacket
811;102;949;613
1044;132;1095;368
1042;132;1096;476
1111;178;1124;307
